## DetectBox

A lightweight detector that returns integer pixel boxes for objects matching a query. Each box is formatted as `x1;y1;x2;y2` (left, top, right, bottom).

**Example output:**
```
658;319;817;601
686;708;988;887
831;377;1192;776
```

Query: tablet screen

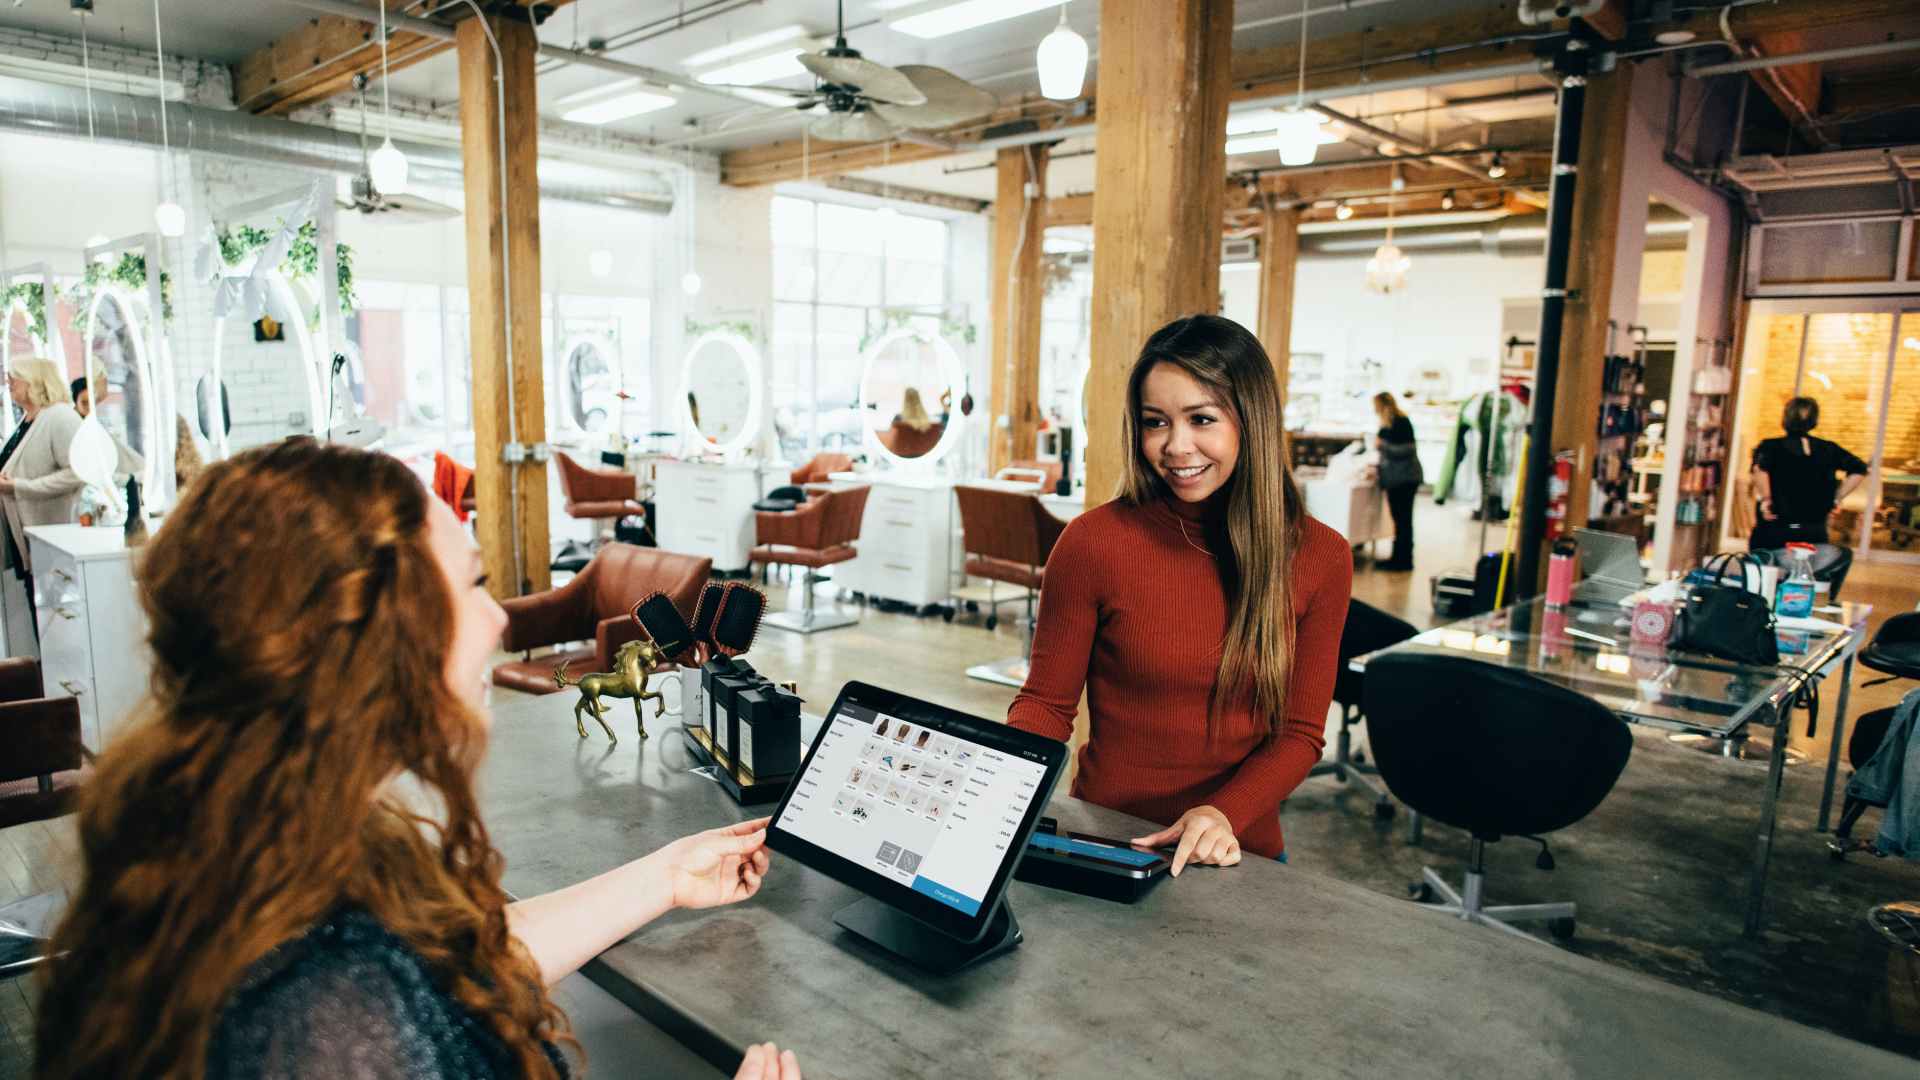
768;682;1064;941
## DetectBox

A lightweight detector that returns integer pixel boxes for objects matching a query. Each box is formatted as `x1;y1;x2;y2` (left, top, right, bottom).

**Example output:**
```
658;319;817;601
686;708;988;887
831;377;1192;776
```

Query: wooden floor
3;498;1918;1072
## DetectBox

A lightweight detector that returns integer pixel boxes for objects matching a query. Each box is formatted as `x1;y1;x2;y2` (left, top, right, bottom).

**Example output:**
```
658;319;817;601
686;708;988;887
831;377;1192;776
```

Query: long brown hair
1118;315;1304;732
1372;391;1405;426
35;439;572;1078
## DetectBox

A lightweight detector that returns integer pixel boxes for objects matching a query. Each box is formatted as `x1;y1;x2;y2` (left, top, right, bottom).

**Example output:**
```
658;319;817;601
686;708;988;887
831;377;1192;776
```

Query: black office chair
1310;601;1417;819
1363;652;1633;943
1828;613;1920;860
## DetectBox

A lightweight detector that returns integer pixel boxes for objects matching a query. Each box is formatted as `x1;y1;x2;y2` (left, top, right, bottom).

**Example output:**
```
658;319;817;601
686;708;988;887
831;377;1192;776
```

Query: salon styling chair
1364;652;1632;944
789;453;853;486
556;451;646;545
491;545;710;694
954;485;1067;687
751;486;871;634
0;659;86;829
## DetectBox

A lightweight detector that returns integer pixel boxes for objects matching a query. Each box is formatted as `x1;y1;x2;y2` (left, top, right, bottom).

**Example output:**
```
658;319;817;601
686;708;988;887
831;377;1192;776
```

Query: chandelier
1366;164;1411;294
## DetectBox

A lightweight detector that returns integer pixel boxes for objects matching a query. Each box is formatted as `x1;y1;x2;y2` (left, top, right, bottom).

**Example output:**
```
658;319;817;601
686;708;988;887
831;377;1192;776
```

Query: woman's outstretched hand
660;817;773;910
1132;805;1241;876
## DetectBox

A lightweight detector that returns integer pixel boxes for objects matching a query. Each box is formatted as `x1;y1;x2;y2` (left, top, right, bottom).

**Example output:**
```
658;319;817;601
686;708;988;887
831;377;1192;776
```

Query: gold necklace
1176;515;1215;559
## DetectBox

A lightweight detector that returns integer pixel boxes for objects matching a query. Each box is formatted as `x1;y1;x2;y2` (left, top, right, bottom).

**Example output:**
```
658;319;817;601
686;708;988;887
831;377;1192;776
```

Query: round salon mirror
860;327;961;464
680;331;762;455
1;297;48;436
81;286;161;492
560;335;616;434
210;269;323;458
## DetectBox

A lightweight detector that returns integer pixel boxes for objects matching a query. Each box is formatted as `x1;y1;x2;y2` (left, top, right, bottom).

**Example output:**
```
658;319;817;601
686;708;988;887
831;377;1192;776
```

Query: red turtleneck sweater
1009;494;1352;857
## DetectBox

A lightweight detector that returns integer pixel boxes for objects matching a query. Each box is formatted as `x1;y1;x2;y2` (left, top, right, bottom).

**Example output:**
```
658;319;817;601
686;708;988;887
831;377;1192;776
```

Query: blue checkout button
1028;833;1164;867
910;876;981;916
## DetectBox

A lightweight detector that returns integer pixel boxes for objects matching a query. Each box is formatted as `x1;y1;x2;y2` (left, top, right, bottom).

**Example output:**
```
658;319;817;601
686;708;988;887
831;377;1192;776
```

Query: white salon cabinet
828;473;955;608
653;460;768;572
29;525;150;752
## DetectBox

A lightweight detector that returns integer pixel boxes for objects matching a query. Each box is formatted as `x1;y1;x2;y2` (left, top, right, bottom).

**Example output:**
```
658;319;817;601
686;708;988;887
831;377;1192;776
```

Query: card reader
1013;817;1170;903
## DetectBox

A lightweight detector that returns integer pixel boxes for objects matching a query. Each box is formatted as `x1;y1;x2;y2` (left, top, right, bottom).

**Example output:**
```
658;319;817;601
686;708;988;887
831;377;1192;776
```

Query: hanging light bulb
1487;152;1507;179
1035;5;1088;101
682;270;703;296
1366;163;1410;294
589;249;613;278
1440;189;1456;211
1273;0;1320;167
1334;200;1354;221
370;137;409;195
154;201;187;237
370;2;409;194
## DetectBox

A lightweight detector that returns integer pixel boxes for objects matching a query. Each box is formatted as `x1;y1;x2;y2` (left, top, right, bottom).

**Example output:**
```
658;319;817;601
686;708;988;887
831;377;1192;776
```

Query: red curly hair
35;439;573;1078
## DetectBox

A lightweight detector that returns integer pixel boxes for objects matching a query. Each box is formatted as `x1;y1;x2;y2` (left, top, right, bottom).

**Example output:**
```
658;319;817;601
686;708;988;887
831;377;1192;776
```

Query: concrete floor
1;497;1916;1073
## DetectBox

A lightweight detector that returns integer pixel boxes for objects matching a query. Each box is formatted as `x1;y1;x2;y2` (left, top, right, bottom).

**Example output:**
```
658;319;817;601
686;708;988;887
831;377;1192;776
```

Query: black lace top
208;907;569;1079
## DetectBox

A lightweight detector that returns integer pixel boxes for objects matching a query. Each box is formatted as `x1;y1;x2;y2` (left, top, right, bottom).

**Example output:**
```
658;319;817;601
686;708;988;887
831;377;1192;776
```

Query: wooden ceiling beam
235;1;572;117
720;97;1084;187
1665;0;1920;39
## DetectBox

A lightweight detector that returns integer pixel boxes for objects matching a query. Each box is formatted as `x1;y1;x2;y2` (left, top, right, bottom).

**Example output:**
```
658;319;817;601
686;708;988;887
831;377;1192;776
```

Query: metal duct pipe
1306;217;1691;256
1687;37;1920;77
0;75;674;214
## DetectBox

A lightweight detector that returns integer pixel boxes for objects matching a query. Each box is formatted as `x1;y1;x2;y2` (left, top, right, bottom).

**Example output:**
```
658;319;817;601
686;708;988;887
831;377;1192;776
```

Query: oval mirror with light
860;327;963;466
561;335;616;434
81;286;163;494
680;331;762;456
210;268;323;458
0;296;55;438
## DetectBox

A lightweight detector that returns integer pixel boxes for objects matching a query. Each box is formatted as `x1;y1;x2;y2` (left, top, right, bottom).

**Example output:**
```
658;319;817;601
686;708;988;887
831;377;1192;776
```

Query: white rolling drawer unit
28;525;150;753
653;460;768;573
827;473;955;608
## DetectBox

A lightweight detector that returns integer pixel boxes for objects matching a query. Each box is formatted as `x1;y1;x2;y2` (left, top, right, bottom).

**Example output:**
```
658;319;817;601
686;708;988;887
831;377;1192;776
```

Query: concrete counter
478;693;1912;1080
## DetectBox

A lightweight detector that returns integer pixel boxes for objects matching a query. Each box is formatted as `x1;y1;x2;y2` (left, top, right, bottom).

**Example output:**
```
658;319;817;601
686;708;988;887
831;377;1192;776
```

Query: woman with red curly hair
34;439;800;1080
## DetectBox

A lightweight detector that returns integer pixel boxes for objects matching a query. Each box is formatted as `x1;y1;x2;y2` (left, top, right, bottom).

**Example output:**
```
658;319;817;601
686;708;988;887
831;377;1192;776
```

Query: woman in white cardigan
0;358;84;578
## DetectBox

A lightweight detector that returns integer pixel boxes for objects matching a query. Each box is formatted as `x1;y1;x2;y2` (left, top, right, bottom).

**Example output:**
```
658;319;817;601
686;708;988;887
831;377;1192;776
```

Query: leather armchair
556;451;644;522
0;659;85;829
1007;459;1063;493
954;485;1069;685
492;544;711;694
751;486;872;633
790;453;853;486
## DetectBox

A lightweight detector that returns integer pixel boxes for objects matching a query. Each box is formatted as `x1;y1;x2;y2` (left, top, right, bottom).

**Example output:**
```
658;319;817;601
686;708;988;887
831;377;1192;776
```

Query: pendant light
1035;4;1087;101
1366;164;1410;295
150;0;184;236
1274;2;1322;167
368;0;410;195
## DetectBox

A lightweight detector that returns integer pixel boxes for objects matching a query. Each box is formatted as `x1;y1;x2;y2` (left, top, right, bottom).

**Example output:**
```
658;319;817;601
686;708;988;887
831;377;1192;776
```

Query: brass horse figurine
554;638;667;744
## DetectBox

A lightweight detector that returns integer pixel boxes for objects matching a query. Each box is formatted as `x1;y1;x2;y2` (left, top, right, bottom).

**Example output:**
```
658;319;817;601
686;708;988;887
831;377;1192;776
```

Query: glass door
1729;299;1919;562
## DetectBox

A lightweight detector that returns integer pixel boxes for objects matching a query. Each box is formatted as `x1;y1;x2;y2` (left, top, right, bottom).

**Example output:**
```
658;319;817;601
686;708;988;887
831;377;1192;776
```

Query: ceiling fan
335;77;459;224
718;0;998;142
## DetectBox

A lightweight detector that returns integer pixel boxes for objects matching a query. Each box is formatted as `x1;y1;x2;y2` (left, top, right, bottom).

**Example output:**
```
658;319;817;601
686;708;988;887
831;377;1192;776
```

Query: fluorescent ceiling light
558;78;677;125
687;26;818;86
729;87;807;108
1226;108;1328;137
0;53;181;100
889;0;1063;40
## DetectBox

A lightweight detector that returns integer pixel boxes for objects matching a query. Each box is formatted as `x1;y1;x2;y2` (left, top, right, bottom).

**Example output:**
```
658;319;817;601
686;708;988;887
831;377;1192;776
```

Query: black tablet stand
832;896;1021;975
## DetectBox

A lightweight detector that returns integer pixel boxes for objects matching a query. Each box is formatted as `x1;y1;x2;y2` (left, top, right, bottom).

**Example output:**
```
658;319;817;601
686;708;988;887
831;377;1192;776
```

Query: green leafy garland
213;220;358;316
1;282;47;340
856;310;978;353
65;253;175;332
684;316;757;342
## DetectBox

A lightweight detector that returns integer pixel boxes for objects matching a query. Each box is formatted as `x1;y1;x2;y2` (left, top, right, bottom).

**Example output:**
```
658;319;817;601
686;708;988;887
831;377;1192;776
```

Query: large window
771;194;950;455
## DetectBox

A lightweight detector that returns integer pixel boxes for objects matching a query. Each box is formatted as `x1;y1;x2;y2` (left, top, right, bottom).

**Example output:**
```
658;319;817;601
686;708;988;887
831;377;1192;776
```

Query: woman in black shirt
1750;396;1868;549
1373;392;1423;571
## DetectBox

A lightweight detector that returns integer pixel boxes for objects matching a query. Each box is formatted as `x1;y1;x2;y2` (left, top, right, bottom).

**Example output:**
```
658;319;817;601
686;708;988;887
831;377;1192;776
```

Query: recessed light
558;78;677;125
887;0;1063;40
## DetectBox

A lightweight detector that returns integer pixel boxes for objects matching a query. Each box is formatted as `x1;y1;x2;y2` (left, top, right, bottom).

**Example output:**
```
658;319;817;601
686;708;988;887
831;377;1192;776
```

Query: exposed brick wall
1737;311;1916;470
0;27;232;109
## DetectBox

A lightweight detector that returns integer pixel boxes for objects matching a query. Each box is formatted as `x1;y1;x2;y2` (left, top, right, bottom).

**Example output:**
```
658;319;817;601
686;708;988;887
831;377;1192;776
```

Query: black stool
1364;652;1632;943
1310;601;1416;819
1828;613;1920;859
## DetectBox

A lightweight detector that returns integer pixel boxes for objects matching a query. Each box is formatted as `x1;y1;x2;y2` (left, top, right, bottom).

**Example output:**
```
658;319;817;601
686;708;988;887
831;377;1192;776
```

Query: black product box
711;672;764;763
734;686;801;779
700;658;737;747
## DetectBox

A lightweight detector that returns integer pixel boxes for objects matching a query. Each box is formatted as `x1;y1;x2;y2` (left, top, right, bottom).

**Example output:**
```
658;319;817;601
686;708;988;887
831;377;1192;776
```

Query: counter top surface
480;692;1912;1080
26;524;142;562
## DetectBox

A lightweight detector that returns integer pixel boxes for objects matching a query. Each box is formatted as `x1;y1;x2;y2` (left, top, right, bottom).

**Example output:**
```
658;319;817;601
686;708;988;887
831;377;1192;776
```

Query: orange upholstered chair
491;544;710;694
954;485;1068;686
790;453;854;485
751;486;872;633
555;451;644;539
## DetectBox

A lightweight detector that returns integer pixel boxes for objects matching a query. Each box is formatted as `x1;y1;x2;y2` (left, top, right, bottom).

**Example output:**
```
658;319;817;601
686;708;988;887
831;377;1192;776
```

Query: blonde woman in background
0;358;83;576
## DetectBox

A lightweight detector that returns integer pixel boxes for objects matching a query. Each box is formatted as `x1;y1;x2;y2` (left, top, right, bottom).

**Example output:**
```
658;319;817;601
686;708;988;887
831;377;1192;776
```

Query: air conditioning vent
1221;237;1258;265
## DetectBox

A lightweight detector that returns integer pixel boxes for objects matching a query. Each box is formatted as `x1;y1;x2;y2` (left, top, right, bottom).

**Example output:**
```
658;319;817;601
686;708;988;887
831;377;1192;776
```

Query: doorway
1726;299;1920;562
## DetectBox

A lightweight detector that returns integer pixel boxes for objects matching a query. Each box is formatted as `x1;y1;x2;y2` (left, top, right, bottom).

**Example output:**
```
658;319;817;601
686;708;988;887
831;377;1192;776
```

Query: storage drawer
862;558;937;607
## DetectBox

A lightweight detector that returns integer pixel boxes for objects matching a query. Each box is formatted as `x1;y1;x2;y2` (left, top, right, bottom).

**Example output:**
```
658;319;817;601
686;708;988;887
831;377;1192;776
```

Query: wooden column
989;144;1049;476
1257;203;1300;392
458;14;550;599
1085;0;1234;507
1546;61;1635;551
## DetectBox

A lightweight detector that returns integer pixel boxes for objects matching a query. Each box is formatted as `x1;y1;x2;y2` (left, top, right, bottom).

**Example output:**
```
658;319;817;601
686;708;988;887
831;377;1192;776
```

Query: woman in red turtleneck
1009;315;1352;872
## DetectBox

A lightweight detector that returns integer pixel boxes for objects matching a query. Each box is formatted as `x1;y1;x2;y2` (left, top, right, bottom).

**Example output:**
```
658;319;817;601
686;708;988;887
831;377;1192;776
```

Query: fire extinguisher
1545;451;1575;540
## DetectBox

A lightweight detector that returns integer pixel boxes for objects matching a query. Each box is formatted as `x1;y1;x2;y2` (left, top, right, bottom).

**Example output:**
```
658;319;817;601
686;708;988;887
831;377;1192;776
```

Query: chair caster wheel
1827;844;1847;862
941;607;955;623
965;601;980;613
985;615;998;631
1407;882;1435;903
1373;801;1395;822
1548;917;1576;940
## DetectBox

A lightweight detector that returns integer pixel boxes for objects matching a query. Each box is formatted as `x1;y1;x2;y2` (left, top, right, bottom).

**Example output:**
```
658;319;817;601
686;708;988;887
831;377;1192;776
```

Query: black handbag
1672;552;1778;666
